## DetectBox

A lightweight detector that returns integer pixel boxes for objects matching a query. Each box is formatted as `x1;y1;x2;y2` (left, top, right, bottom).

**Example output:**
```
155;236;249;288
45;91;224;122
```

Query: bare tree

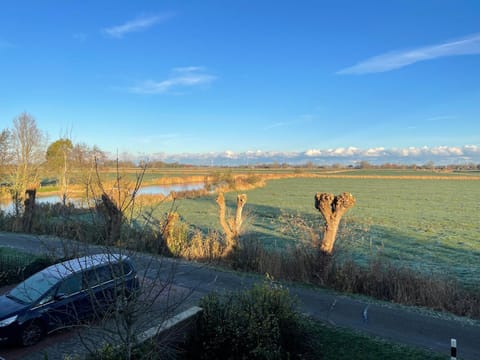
39;161;193;359
314;192;356;254
46;138;74;204
74;249;190;360
0;129;12;195
90;157;146;245
9;113;46;210
0;128;12;171
69;142;106;201
80;161;192;359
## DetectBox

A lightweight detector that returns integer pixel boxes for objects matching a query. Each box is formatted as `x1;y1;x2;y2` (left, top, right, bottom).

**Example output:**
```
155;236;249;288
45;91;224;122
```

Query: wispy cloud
129;67;216;94
425;115;456;122
103;13;174;38
264;115;315;130
338;33;480;74
264;122;291;130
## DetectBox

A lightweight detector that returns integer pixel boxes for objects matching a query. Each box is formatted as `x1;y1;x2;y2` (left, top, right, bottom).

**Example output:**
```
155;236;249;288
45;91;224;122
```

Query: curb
137;306;203;344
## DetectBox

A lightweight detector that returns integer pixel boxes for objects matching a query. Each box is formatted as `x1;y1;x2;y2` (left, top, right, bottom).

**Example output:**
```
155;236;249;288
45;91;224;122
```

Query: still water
0;183;204;213
137;183;203;195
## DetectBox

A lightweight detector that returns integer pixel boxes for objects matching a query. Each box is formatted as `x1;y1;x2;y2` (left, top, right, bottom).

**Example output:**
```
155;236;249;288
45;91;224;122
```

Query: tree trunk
216;192;233;247
101;193;123;244
216;193;247;255
314;192;356;254
234;194;247;237
22;189;36;233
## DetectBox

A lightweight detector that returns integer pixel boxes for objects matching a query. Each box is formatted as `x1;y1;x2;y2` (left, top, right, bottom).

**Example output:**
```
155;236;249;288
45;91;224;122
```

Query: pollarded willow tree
216;192;247;255
314;192;356;254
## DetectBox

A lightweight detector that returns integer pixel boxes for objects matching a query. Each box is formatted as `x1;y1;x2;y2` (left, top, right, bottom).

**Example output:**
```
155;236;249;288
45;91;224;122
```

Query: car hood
0;294;29;319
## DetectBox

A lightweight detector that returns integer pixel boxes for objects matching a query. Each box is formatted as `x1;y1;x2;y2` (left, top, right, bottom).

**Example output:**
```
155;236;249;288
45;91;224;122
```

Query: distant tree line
1;112;479;206
0;113;107;208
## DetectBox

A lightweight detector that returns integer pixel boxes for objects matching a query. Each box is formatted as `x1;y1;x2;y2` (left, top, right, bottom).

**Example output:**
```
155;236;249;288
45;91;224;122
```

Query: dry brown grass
181;229;224;262
228;238;480;319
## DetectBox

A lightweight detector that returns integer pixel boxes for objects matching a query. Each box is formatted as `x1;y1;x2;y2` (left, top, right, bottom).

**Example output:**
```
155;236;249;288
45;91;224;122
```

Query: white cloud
173;66;205;73
129;67;216;94
464;145;480;155
137;145;480;166
338;33;480;74
430;146;463;156
304;145;479;163
224;150;236;159
364;147;386;157
103;13;173;38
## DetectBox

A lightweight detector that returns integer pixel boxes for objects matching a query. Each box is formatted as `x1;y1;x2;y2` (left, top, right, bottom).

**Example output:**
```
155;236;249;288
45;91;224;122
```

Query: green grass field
153;176;480;287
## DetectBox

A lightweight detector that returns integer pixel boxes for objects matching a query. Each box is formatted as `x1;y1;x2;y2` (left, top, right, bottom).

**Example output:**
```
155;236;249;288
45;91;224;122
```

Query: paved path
1;232;480;359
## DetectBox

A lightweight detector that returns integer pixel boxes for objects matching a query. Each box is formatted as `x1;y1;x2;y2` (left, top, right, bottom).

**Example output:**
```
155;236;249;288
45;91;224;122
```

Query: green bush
0;250;67;287
185;281;317;360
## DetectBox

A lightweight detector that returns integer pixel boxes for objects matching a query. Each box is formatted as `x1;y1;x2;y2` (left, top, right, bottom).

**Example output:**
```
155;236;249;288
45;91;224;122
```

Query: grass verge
307;320;447;360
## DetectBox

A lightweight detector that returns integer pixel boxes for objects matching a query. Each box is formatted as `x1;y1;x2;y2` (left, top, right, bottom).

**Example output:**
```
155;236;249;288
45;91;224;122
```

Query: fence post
450;338;457;360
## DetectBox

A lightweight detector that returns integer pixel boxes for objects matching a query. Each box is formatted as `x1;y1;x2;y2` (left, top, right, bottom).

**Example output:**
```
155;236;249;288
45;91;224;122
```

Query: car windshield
8;270;59;304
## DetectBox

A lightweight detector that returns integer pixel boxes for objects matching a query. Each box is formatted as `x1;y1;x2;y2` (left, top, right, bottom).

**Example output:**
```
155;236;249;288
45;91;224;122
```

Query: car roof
42;253;128;279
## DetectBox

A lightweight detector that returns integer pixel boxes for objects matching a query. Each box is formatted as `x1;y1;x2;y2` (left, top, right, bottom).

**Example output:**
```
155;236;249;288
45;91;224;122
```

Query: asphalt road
1;232;479;359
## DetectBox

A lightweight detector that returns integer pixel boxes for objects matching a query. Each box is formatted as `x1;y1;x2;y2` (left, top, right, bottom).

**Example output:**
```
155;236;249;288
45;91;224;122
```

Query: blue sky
1;1;479;164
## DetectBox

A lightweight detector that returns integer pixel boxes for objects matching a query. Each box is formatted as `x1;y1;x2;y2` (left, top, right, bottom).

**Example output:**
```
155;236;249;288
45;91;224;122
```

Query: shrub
0;254;60;287
185;281;317;359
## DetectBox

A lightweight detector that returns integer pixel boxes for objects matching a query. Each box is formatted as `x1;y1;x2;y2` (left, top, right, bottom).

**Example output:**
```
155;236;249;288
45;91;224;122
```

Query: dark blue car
0;253;139;346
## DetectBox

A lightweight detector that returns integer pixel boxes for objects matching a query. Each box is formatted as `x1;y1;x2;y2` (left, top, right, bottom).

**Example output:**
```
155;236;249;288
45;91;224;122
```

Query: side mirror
54;293;66;301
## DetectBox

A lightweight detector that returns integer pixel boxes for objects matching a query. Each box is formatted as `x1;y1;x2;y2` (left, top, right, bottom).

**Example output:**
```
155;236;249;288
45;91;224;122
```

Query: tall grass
228;237;480;319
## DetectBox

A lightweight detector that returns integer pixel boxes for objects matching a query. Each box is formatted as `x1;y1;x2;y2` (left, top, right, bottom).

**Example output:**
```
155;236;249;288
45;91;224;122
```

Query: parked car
0;253;139;346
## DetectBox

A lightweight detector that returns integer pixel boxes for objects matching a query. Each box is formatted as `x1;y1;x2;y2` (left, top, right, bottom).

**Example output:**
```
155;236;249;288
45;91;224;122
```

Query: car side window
112;262;132;278
37;287;56;305
84;265;113;288
57;273;82;296
97;265;113;283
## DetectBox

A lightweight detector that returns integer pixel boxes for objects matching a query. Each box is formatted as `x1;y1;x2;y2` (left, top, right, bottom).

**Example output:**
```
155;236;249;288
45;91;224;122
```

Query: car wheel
19;321;44;346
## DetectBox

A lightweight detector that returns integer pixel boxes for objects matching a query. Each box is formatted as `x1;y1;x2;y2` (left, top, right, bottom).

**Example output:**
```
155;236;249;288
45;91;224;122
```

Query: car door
83;265;116;315
38;272;91;328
